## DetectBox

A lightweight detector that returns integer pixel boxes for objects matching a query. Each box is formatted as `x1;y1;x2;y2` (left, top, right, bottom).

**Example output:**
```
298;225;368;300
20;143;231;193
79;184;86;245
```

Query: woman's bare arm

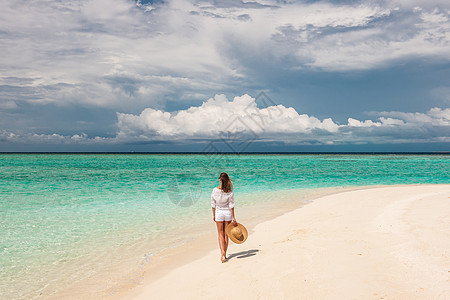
231;207;237;225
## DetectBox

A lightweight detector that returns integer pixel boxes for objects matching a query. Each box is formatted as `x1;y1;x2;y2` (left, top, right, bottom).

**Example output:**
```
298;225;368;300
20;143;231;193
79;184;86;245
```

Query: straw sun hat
225;223;248;244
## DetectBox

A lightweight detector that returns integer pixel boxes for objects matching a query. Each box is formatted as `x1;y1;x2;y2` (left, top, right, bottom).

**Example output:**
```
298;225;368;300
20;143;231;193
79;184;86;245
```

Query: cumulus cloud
116;94;338;140
115;94;450;144
2;94;449;146
0;130;112;145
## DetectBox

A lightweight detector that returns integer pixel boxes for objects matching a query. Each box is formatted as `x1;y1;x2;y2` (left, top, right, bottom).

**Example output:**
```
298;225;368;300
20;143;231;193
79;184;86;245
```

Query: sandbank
122;184;450;300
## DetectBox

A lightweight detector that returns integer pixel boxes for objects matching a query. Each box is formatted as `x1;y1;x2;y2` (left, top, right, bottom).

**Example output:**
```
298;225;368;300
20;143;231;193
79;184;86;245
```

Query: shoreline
119;184;450;300
42;184;450;299
3;152;449;300
45;185;365;299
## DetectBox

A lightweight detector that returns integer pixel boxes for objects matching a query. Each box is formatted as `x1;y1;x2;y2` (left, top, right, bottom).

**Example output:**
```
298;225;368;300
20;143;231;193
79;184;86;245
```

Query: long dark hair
219;172;232;193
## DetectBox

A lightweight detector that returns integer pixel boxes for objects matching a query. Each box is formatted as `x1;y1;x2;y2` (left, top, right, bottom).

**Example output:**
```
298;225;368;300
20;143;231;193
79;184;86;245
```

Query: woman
211;172;237;263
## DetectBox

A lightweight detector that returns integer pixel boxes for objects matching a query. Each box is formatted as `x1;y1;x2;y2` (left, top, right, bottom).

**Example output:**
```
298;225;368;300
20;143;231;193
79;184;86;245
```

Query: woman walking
211;172;237;263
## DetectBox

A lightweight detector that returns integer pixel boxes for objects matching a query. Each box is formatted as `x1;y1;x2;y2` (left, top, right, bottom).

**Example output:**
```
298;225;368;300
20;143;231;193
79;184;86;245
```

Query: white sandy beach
120;185;450;300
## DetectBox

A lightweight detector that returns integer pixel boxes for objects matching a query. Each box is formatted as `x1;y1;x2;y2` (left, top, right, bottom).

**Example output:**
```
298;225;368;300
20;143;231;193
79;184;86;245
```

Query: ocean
1;153;449;299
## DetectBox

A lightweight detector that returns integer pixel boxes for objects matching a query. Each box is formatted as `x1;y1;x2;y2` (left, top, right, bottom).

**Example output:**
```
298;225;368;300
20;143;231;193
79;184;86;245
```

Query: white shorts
215;208;232;222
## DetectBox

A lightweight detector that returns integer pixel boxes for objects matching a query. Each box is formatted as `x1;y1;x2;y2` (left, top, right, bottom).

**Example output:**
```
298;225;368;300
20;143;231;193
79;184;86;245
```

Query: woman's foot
221;255;227;263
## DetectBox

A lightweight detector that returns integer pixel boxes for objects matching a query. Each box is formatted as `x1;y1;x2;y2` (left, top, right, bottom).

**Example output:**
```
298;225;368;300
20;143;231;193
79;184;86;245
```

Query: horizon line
1;152;449;155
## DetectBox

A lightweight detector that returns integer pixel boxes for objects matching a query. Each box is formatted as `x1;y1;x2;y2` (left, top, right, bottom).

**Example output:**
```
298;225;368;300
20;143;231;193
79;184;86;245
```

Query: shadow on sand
227;249;259;261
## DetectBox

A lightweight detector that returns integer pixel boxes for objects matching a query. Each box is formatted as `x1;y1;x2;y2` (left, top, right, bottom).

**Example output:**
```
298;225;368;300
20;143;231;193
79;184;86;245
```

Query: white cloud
379;117;406;126
114;94;450;144
0;0;239;109
0;130;113;145
1;94;449;145
0;131;66;144
347;118;381;127
376;108;450;126
293;5;450;70
116;94;340;141
1;0;450;110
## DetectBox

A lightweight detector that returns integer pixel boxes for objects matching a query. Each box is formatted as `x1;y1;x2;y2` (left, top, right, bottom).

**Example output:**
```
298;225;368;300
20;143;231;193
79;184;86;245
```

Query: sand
120;185;450;300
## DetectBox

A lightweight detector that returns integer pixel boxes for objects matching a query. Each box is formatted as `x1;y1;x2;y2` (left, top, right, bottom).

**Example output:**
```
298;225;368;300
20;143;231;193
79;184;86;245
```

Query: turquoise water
1;154;449;299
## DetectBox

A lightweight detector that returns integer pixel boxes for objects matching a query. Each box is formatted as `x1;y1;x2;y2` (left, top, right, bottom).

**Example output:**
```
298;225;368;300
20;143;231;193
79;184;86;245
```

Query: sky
0;0;449;152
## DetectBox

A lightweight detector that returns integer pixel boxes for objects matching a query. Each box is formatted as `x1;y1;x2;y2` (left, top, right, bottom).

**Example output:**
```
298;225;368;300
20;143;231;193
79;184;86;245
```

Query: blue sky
0;0;449;152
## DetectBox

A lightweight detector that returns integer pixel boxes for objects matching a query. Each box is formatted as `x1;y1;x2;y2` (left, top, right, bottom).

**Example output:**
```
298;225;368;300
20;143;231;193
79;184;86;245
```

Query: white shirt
211;187;235;209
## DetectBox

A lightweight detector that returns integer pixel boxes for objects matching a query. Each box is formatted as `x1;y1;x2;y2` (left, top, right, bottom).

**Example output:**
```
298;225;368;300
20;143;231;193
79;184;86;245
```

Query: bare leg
223;220;231;257
216;221;227;262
